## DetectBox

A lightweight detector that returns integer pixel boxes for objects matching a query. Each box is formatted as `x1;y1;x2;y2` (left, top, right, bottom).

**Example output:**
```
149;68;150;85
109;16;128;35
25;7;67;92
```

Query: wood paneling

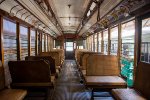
16;22;21;60
35;30;38;55
28;27;31;56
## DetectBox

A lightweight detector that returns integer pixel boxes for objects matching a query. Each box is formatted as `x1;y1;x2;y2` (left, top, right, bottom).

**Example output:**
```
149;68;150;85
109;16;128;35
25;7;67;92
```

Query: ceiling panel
79;0;122;36
49;0;90;34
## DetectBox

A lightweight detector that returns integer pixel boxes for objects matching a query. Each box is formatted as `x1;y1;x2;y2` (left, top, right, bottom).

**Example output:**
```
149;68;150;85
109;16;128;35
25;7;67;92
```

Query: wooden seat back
86;55;119;76
134;62;150;99
51;49;64;60
75;49;88;61
0;61;5;90
39;52;61;66
25;56;56;75
80;52;103;69
8;60;51;84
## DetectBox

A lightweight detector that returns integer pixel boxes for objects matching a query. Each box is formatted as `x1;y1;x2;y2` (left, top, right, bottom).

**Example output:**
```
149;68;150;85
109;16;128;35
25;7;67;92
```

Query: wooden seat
79;52;102;78
85;76;126;88
39;51;63;68
8;60;54;87
0;61;27;100
83;55;126;99
0;89;27;100
25;56;56;76
112;62;150;100
112;89;146;100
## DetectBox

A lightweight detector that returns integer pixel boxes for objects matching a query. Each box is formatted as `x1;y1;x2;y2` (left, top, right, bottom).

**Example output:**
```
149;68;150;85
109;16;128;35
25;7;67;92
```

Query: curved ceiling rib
0;0;5;5
0;0;63;37
78;0;122;36
39;0;63;34
15;0;58;36
10;5;19;13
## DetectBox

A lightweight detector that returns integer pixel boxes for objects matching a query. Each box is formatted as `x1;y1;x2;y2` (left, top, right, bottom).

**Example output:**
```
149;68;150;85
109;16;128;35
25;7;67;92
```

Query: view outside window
30;30;35;56
110;26;118;55
87;37;90;50
66;42;73;51
94;33;97;52
3;19;17;85
141;17;150;63
98;32;102;52
121;20;135;87
3;19;17;61
45;35;48;52
20;25;28;60
103;29;108;54
88;36;92;51
42;34;45;52
91;35;93;51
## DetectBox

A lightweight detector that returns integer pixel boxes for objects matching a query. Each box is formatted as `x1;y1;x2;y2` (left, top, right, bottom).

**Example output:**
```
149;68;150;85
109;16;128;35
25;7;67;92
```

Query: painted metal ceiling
1;0;144;38
79;0;122;36
0;0;62;37
49;0;90;34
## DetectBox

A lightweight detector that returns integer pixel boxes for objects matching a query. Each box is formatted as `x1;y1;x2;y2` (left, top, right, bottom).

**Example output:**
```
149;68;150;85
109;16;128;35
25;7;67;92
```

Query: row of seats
75;49;150;100
0;49;64;100
0;61;27;100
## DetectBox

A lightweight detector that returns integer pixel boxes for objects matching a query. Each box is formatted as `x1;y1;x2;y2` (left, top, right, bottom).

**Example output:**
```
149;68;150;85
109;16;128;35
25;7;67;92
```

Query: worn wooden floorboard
51;60;114;100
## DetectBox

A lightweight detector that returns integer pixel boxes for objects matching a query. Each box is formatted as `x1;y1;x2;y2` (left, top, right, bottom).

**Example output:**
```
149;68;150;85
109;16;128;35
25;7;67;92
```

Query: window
30;30;35;56
45;35;48;52
3;19;17;85
121;20;135;87
66;42;73;51
98;32;102;52
87;37;90;50
110;26;118;55
103;29;108;54
42;34;45;52
91;35;93;51
94;33;97;52
3;19;17;62
141;17;150;63
20;26;28;60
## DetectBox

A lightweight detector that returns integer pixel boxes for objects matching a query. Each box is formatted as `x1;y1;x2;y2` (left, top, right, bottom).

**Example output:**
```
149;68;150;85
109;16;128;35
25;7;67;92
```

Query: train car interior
0;0;150;100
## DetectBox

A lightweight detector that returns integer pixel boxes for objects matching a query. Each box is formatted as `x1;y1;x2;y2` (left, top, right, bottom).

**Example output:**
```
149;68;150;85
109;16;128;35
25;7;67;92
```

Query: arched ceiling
1;0;147;38
49;0;90;34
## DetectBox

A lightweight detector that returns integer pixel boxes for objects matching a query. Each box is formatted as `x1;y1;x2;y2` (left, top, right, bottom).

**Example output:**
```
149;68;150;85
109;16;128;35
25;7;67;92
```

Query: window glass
141;17;150;63
31;30;35;56
98;32;102;52
20;25;28;60
110;26;118;55
91;35;93;51
42;34;45;52
121;20;135;87
3;19;17;85
103;29;108;54
45;35;48;52
94;33;97;52
3;19;17;61
66;42;73;51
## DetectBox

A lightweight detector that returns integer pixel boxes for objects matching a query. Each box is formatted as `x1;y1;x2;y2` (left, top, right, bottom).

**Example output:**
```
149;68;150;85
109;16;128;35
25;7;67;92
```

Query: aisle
51;60;90;100
51;60;114;100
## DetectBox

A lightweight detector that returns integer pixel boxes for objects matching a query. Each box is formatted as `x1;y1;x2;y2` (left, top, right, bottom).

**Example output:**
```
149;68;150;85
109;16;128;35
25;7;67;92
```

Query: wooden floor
51;60;114;100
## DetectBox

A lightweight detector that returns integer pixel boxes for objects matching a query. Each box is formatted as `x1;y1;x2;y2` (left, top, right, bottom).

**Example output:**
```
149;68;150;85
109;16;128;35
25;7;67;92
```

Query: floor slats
51;60;114;100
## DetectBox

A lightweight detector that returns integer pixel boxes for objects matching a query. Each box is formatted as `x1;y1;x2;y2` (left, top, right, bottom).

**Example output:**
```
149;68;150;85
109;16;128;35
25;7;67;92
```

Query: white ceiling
79;0;122;36
0;0;123;37
49;0;90;34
